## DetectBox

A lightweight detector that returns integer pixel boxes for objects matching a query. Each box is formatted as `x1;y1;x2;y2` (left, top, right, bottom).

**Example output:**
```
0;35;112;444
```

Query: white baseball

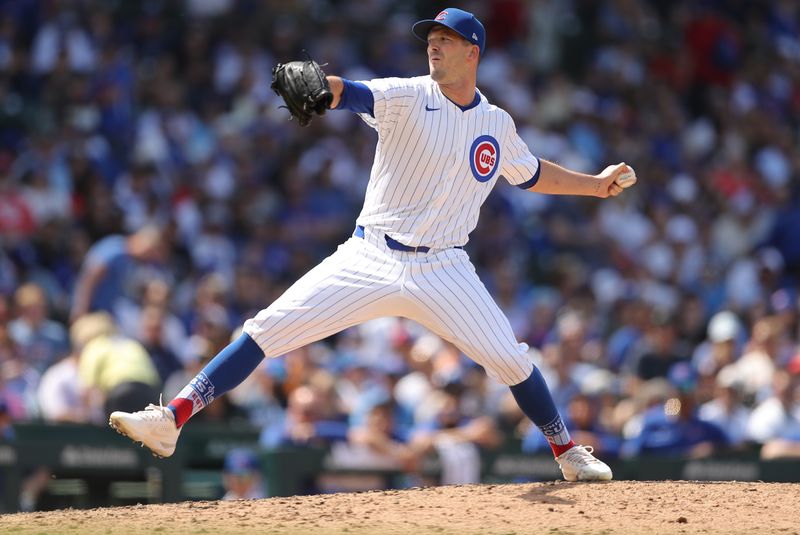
616;169;637;188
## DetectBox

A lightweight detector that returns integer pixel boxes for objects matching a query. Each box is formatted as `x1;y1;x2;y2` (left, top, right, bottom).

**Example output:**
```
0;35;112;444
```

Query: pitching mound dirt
1;480;798;534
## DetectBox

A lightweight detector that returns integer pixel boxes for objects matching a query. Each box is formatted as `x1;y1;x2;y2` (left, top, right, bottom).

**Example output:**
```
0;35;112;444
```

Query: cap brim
226;469;256;476
412;20;444;43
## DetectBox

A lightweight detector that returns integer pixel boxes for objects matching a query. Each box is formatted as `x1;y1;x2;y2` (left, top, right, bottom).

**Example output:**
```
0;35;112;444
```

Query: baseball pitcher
111;7;637;481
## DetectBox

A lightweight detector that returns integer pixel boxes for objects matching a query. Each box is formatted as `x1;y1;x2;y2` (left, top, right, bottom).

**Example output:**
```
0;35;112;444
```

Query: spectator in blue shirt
70;225;165;322
622;365;729;458
8;282;69;373
261;384;348;448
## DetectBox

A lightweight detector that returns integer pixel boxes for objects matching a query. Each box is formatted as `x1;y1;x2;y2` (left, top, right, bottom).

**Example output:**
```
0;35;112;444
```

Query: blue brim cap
224;448;260;474
412;8;485;57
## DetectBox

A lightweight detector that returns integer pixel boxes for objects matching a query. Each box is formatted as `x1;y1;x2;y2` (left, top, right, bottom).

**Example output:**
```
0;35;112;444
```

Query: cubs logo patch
435;11;448;21
540;416;566;437
190;372;215;405
469;135;500;182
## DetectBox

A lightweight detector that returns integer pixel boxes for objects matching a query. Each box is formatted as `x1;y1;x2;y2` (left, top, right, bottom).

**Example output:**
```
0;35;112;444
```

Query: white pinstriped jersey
243;75;539;388
355;75;540;248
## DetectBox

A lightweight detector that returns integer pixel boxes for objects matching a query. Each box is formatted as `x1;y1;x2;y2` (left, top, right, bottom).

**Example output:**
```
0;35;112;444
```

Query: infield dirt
1;480;797;534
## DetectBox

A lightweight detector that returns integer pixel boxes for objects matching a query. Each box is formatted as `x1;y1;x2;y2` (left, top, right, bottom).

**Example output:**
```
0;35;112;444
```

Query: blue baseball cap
412;8;486;57
223;448;260;475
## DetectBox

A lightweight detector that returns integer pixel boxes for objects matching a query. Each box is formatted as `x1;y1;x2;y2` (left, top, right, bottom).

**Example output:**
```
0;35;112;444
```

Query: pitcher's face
427;27;475;84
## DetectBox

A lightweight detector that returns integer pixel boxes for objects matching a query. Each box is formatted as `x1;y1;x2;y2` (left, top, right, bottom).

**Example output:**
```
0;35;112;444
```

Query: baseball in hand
615;167;637;188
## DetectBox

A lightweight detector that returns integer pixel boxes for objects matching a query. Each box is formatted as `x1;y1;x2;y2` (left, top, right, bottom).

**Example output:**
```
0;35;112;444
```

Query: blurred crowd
1;0;800;486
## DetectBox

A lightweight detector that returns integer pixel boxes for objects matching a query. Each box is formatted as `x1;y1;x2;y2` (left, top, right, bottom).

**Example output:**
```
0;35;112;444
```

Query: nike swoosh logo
425;105;440;111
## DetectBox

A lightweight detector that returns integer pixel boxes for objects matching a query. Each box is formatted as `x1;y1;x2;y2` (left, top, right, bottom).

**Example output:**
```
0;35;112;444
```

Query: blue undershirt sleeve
335;79;375;117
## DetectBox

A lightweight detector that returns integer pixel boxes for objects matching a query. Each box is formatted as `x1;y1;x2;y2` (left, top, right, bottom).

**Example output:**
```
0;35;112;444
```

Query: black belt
354;225;463;253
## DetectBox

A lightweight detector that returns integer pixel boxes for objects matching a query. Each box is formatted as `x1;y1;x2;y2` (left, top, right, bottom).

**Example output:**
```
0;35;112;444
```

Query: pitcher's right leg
400;249;611;480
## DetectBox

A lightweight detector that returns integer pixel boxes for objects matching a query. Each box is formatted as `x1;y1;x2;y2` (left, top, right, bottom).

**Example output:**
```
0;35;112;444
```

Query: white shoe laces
139;395;174;423
562;445;604;465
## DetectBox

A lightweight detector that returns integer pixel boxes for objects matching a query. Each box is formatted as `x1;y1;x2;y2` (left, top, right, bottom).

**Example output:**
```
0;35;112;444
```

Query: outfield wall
1;423;797;512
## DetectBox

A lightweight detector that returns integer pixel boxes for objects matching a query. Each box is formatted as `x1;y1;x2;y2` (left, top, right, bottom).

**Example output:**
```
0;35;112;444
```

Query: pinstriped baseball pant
242;226;533;385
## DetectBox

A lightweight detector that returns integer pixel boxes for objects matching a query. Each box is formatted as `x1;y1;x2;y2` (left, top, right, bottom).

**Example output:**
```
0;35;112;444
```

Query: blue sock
509;366;574;456
168;333;265;426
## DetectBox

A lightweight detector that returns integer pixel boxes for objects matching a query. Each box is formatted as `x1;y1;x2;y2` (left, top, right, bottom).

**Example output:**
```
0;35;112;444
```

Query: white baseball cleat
109;402;181;458
556;445;613;481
